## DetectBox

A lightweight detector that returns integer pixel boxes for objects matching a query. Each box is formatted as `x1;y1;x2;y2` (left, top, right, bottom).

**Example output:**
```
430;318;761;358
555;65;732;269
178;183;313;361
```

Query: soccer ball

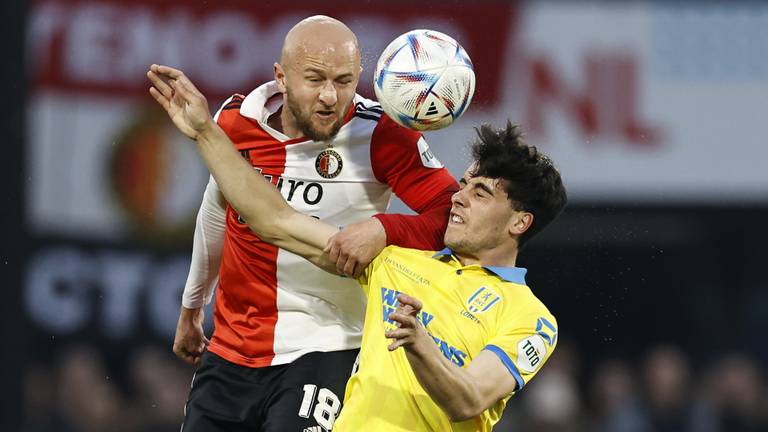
374;29;475;131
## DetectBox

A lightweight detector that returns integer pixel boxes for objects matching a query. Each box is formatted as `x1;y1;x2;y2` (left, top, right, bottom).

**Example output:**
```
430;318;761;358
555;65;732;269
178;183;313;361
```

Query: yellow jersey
334;246;558;432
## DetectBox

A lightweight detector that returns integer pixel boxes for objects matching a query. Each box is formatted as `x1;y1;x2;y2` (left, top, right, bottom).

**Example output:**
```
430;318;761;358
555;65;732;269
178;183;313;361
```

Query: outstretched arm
147;64;338;273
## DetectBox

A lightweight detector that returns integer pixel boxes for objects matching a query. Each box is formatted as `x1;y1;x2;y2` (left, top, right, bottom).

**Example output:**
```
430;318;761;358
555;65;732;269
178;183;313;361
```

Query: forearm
195;121;291;238
194;121;337;272
404;342;484;421
182;177;226;308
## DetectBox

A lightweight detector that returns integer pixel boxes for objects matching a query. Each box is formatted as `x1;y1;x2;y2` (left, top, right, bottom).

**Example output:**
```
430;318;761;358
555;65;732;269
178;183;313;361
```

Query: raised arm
147;64;338;273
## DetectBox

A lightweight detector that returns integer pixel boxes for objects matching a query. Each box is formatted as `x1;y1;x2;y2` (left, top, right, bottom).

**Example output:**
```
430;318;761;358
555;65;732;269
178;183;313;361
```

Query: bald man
170;16;458;431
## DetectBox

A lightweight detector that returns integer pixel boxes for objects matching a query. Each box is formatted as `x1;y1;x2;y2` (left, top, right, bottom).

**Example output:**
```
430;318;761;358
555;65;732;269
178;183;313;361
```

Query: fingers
146;69;173;99
174;344;207;366
388;311;418;328
147;64;202;105
342;257;359;278
323;235;335;254
148;87;169;110
151;63;184;79
388;339;406;351
385;327;415;351
325;237;341;263
349;264;364;279
396;293;423;311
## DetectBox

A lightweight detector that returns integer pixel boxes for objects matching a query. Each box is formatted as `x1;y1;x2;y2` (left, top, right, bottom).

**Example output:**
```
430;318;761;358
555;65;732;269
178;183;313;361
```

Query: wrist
196;118;224;144
405;328;433;357
180;305;203;322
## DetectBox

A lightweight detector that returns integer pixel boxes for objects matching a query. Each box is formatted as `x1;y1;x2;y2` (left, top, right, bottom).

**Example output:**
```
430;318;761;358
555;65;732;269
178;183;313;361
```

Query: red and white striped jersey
208;81;458;367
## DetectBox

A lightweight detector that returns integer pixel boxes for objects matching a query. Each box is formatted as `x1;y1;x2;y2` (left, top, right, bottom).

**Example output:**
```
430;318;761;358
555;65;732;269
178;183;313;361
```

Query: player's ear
274;62;287;93
509;212;533;237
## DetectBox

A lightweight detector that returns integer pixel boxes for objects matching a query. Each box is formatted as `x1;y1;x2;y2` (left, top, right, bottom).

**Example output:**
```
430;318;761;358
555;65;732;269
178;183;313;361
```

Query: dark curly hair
471;121;567;247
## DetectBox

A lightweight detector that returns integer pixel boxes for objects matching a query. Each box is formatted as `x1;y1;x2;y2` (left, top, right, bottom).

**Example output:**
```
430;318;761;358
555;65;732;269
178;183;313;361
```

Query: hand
324;218;386;278
147;64;214;140
385;293;431;352
173;306;210;366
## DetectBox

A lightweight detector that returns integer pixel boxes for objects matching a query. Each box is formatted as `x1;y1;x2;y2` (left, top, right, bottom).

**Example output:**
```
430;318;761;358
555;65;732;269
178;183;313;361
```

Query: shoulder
350;94;421;143
214;93;247;128
504;285;557;332
351;94;385;122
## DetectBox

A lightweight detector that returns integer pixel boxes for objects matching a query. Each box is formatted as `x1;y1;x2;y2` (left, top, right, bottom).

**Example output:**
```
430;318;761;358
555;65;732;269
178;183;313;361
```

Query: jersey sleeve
182;176;226;308
483;303;558;393
370;114;459;250
214;93;246;131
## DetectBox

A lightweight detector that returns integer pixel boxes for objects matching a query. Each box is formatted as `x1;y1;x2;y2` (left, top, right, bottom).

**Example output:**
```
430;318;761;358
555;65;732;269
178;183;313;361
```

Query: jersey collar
432;248;528;285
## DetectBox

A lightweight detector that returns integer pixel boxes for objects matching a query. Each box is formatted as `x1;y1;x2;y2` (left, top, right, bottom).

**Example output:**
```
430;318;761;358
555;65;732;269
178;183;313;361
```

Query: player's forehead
300;42;359;70
282;20;360;74
460;164;504;191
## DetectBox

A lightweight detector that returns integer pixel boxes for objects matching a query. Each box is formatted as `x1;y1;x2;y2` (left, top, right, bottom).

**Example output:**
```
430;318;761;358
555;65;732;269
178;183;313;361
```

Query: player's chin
443;232;461;251
309;122;342;142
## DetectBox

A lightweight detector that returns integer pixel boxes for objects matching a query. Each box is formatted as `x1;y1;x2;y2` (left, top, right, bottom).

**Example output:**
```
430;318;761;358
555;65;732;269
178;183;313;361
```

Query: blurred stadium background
2;0;768;431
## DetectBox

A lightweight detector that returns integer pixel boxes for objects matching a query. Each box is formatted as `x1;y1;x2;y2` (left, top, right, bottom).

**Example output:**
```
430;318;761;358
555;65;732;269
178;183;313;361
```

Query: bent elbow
446;404;484;423
245;221;282;244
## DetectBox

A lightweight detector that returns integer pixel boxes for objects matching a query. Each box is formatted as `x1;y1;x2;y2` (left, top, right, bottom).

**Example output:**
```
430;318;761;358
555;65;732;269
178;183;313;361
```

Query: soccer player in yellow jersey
148;65;568;431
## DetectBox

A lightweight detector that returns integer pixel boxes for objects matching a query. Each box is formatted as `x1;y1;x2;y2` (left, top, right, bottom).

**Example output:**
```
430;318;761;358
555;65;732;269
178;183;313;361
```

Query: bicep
465;350;519;408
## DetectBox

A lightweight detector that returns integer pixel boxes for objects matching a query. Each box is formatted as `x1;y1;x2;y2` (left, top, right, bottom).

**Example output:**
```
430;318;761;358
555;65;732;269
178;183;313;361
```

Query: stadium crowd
22;342;768;432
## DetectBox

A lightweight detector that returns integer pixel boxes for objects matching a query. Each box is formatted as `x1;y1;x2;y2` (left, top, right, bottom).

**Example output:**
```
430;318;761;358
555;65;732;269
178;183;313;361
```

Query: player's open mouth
315;110;335;120
450;213;465;224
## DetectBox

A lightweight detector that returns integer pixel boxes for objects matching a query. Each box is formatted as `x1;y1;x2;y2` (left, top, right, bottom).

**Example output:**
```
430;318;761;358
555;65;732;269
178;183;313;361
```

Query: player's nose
451;188;467;207
318;81;338;107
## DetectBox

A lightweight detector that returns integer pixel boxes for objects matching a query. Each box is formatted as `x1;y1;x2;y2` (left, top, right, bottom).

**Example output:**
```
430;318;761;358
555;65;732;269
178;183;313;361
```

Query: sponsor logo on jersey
380;287;468;366
417;137;443;169
315;148;343;178
459;309;481;324
517;334;547;373
536;317;558;347
466;286;501;314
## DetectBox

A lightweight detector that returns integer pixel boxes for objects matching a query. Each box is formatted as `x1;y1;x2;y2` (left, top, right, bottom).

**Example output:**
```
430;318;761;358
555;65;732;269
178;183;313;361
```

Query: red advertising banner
30;0;517;107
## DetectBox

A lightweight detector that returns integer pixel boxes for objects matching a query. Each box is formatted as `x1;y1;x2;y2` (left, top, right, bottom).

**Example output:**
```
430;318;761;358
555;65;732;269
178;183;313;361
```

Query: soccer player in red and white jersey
158;16;458;431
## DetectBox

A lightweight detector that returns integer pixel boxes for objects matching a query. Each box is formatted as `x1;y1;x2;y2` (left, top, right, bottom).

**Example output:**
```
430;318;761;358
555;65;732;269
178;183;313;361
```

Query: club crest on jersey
466;287;501;314
315;149;343;179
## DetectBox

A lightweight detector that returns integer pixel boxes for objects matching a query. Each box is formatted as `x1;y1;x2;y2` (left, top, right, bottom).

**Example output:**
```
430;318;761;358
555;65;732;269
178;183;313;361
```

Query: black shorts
182;349;359;432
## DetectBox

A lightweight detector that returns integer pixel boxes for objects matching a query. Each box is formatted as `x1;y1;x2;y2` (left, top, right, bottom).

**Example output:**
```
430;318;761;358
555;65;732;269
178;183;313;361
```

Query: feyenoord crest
315;149;343;179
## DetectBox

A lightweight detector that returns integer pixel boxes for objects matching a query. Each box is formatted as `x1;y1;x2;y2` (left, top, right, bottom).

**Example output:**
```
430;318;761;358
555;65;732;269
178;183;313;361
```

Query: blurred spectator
589;359;645;432
706;353;768;432
23;364;75;432
518;343;585;432
638;344;717;432
56;346;131;432
128;345;191;432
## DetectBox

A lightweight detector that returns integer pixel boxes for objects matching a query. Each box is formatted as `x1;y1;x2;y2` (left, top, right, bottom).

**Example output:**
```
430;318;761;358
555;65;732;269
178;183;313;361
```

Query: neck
268;93;303;139
454;244;519;268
